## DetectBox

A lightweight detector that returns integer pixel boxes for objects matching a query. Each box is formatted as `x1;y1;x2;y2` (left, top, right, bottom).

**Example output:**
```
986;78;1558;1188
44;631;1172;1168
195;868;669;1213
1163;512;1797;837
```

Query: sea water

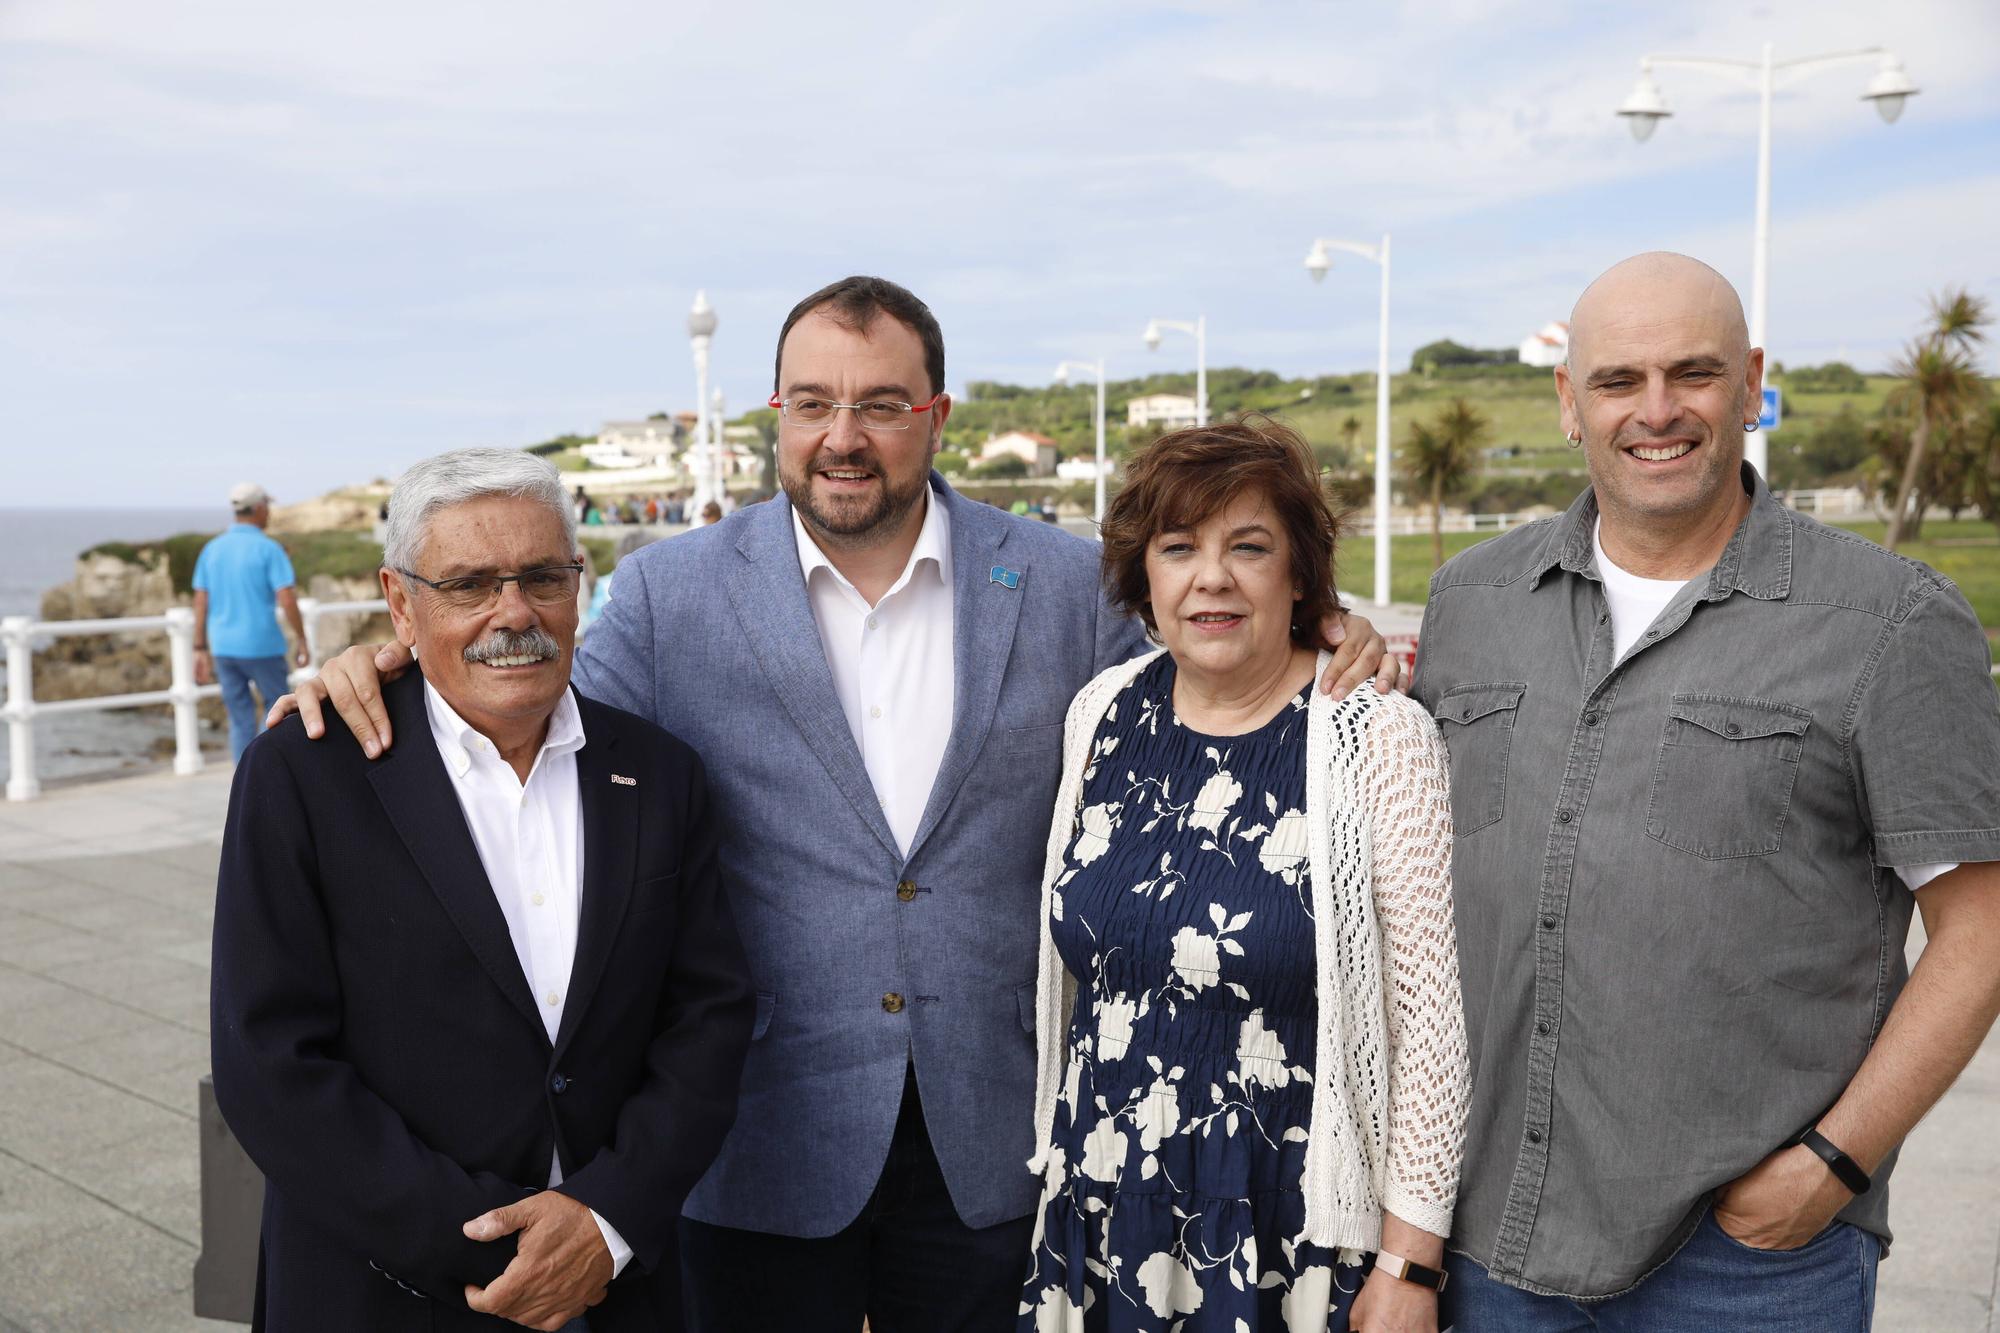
0;507;230;786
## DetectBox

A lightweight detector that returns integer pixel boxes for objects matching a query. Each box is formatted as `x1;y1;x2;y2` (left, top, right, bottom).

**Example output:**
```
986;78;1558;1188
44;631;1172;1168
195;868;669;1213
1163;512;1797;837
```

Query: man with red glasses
277;276;1399;1330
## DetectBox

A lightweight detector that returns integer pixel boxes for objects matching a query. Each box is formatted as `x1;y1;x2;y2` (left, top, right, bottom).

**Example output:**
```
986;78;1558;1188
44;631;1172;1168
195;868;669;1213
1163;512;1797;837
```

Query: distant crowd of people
568;485;1070;531
571;487;746;529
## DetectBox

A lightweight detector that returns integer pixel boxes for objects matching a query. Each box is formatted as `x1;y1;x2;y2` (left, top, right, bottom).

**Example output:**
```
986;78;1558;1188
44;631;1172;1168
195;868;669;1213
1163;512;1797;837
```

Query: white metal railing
1349;511;1544;537
1;597;388;801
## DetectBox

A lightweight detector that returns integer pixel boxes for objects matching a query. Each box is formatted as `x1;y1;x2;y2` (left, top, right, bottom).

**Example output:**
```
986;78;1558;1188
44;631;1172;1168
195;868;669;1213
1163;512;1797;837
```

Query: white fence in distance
1;598;388;802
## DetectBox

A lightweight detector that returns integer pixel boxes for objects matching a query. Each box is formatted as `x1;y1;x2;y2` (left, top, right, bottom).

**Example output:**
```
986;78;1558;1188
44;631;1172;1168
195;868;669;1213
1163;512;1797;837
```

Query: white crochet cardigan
1027;649;1470;1253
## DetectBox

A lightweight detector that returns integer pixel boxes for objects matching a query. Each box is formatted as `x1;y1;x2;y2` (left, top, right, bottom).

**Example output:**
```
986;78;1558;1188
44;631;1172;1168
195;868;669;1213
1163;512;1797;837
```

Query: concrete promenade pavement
1;732;1996;1329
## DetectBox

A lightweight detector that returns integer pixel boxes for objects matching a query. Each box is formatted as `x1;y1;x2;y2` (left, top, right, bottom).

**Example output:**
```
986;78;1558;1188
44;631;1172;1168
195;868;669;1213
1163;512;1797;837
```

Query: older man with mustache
211;447;753;1332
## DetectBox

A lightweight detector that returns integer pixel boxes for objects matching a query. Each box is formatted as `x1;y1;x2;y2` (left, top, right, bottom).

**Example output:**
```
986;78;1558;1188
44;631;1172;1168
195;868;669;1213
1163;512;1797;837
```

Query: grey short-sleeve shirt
1411;467;2000;1298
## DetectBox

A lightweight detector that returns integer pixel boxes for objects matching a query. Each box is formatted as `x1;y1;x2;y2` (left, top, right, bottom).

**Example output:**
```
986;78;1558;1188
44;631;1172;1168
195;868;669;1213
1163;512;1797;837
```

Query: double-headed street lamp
1052;358;1108;523
1304;234;1392;608
1142;316;1207;426
687;290;719;509
1616;43;1917;476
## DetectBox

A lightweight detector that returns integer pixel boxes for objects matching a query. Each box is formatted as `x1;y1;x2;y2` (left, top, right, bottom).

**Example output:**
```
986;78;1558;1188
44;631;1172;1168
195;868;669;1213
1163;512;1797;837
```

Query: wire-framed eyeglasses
766;392;944;431
396;563;584;611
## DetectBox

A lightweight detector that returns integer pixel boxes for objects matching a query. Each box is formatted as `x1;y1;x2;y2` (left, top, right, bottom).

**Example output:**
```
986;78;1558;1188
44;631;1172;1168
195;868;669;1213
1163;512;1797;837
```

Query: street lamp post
687;290;718;509
711;386;728;512
1616;43;1917;476
1304;234;1393;608
1053;358;1108;523
1142;316;1207;426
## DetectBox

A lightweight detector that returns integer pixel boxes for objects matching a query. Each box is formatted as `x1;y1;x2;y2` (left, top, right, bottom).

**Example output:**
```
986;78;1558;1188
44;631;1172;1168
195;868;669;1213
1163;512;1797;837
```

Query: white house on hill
1056;455;1114;481
1126;393;1200;430
980;431;1059;476
596;419;684;466
1518;322;1569;368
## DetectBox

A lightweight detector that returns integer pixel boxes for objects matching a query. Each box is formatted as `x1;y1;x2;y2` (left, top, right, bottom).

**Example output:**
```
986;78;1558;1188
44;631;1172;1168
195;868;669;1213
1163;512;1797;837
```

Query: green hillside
945;364;1899;502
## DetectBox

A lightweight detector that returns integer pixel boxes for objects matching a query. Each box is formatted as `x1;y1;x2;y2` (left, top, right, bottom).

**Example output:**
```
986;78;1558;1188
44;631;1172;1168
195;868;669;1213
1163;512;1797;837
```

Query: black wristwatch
1785;1122;1872;1195
1375;1251;1448;1293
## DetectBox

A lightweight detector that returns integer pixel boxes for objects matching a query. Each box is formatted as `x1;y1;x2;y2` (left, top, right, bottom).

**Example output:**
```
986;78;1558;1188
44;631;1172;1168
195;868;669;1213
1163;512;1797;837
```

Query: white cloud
0;0;1993;503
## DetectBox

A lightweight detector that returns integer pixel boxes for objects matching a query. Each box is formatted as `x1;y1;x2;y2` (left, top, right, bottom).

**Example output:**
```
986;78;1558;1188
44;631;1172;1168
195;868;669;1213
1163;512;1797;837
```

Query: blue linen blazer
573;476;1147;1235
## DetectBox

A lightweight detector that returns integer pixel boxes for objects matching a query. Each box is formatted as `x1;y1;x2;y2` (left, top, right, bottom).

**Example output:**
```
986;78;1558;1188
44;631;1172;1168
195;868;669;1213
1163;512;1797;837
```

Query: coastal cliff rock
34;551;181;704
305;573;394;654
30;550;386;709
38;550;177;625
271;489;386;536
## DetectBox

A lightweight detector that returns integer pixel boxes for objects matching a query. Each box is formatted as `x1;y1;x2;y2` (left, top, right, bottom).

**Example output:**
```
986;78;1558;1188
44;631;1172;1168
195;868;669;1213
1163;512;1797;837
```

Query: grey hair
383;448;577;572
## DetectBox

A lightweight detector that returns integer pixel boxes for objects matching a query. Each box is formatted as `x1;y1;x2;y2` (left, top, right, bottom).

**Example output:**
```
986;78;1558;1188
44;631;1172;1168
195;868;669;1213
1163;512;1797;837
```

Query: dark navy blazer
210;669;753;1331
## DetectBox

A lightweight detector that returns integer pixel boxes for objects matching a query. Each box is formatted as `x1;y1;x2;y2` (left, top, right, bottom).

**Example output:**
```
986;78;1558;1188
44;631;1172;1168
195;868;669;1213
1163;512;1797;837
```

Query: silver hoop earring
1565;431;1582;449
1743;421;1760;434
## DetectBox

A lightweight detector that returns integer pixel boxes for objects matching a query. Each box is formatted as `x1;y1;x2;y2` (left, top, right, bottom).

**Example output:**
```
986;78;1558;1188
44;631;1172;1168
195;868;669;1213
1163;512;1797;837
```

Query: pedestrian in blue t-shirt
192;483;308;760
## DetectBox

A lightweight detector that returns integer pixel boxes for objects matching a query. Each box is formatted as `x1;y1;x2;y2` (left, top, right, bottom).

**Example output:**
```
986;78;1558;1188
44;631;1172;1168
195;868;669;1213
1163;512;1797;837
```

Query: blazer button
550;1074;569;1095
896;880;917;902
882;992;905;1014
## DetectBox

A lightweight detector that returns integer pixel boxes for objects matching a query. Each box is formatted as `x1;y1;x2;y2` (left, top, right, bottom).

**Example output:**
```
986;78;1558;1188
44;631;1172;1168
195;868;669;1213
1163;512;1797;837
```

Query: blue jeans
1443;1210;1879;1332
214;654;292;761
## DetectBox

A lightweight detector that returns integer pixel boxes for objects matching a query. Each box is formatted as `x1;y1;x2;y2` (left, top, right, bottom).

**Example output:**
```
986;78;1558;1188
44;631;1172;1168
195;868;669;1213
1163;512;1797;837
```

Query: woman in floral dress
1019;418;1469;1333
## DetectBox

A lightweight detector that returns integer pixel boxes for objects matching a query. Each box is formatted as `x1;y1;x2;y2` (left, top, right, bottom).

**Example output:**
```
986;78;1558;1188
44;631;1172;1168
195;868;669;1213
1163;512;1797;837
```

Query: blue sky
3;0;1996;506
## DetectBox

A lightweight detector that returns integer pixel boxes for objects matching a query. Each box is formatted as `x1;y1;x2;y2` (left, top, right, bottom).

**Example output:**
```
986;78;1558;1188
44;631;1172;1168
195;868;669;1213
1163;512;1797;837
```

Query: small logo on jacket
610;774;637;786
990;565;1022;589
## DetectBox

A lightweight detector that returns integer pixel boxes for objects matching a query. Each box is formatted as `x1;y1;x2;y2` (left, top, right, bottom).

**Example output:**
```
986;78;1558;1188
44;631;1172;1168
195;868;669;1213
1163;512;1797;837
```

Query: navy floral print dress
1019;655;1371;1332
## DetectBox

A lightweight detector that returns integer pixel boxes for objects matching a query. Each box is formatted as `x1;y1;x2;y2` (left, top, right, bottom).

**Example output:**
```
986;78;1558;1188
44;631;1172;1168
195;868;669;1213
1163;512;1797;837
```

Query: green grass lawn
1357;515;2000;637
1280;371;1566;466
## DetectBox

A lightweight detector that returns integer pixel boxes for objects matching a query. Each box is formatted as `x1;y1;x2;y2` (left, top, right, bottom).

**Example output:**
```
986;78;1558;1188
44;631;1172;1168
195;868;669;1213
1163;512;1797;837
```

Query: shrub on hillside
1785;362;1869;394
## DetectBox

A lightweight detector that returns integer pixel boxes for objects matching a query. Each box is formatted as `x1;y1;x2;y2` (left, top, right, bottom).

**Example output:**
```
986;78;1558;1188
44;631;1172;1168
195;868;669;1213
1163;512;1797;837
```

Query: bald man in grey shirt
1413;253;2000;1330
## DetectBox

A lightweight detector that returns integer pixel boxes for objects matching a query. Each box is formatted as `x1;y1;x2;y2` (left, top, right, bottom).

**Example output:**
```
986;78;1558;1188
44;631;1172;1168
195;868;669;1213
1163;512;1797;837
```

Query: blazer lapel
554;696;637;1057
906;483;1025;859
365;673;545;1038
722;497;901;860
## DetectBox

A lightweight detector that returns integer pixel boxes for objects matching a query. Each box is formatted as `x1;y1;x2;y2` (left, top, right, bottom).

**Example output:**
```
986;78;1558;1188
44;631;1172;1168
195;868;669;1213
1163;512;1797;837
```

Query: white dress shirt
793;491;956;857
423;682;632;1276
1593;520;1956;892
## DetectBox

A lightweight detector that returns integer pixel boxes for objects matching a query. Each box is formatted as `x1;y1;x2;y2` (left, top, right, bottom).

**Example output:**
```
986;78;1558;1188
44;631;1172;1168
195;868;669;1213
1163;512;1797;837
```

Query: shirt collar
1528;462;1792;603
422;676;586;779
792;481;954;597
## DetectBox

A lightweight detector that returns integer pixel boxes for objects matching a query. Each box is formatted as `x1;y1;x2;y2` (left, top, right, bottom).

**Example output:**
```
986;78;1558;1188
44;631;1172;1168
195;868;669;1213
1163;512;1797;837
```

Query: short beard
780;447;931;550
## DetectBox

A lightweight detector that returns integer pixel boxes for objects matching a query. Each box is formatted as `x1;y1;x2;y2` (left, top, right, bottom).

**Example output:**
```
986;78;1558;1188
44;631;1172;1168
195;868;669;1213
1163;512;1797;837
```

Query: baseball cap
228;482;270;511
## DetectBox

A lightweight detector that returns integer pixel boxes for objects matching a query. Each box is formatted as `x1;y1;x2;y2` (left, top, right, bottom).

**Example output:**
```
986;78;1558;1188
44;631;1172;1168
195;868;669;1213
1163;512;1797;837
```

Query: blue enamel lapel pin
990;565;1022;590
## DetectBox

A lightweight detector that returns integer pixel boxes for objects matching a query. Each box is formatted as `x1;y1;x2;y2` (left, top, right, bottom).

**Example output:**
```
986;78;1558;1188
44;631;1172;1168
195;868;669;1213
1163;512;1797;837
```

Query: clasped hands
462;1190;613;1330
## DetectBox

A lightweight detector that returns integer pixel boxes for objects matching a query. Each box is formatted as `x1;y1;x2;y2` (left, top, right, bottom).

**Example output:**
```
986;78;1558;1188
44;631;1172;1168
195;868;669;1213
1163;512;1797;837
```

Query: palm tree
1968;401;2000;542
1883;290;1991;550
1404;398;1490;568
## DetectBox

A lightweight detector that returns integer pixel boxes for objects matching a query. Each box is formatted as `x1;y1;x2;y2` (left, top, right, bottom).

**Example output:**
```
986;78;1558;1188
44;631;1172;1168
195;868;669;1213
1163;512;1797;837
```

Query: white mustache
462;627;560;664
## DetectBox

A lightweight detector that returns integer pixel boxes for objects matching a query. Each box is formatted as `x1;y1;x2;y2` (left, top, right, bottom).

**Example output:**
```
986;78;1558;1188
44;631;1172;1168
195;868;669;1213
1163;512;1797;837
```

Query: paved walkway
0;756;1993;1330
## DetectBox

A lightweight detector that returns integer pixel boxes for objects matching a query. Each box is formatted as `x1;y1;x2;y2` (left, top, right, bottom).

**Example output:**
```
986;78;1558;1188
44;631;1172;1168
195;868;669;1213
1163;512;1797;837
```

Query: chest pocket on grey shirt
1646;695;1811;859
1434;683;1526;836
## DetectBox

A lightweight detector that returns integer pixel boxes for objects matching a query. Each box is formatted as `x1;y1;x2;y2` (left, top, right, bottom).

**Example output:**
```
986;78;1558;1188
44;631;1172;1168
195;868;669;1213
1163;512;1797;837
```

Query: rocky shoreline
22;501;394;764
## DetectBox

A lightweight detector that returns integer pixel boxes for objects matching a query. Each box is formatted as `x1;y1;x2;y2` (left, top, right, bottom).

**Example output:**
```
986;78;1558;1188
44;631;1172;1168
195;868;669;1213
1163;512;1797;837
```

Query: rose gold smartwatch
1376;1251;1448;1292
